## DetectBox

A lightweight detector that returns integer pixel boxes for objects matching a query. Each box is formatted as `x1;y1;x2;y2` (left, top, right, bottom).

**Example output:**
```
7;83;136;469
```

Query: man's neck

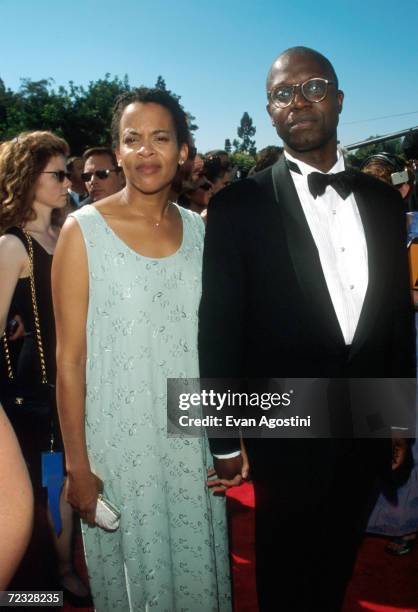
71;184;87;195
284;143;338;173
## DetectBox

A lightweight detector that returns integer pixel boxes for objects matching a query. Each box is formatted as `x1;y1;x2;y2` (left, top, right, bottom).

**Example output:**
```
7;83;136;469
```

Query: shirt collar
284;149;345;176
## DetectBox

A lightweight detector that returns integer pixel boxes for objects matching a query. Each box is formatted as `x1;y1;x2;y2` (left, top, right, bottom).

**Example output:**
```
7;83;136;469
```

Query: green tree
155;76;167;90
224;138;232;153
66;74;130;152
236;112;256;155
230;151;256;177
0;73;198;153
0;78;18;129
0;78;72;141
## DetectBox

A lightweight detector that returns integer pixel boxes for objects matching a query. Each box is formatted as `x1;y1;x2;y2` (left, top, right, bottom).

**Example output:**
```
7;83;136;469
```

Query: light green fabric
72;204;231;612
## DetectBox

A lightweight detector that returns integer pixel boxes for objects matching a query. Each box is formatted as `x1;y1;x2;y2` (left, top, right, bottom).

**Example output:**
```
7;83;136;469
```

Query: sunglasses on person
81;168;121;182
41;170;71;182
268;77;336;108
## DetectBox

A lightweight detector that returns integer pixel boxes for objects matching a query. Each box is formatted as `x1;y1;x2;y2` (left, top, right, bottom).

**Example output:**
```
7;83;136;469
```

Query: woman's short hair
0;131;69;233
111;87;190;149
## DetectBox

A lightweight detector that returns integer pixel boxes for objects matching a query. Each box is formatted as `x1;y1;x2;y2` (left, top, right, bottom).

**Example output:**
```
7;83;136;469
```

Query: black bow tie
307;171;357;200
286;158;357;200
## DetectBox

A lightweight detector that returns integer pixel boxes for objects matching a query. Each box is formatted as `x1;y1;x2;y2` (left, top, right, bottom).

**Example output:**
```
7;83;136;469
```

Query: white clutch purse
94;494;121;531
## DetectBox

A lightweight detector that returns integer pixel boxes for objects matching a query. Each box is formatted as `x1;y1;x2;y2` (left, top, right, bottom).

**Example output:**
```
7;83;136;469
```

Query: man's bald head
266;47;339;93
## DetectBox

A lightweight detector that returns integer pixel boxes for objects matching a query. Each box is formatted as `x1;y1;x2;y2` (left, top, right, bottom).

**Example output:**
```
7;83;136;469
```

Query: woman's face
189;178;213;209
33;155;70;209
211;170;233;195
117;102;188;195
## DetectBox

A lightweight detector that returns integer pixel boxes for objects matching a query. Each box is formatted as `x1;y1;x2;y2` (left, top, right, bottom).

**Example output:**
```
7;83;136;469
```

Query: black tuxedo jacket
198;155;416;455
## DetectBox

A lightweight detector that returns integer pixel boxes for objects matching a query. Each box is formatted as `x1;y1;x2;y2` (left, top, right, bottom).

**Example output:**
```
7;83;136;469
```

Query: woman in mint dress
52;88;231;611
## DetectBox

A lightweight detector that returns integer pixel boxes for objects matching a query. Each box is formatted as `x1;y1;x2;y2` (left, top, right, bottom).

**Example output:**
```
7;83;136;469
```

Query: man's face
267;52;344;155
71;158;84;182
83;154;123;202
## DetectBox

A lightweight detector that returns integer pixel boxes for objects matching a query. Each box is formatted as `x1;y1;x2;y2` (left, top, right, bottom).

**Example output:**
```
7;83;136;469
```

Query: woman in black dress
0;131;91;603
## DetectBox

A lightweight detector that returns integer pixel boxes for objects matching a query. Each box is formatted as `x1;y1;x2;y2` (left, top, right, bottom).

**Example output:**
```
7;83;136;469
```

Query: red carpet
12;482;418;611
227;483;418;612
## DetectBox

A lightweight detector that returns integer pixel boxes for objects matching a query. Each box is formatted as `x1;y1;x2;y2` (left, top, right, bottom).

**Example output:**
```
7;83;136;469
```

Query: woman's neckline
88;202;185;261
23;229;55;256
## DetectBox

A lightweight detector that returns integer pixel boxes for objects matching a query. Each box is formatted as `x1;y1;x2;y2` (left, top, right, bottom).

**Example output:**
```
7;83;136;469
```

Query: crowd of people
0;45;418;612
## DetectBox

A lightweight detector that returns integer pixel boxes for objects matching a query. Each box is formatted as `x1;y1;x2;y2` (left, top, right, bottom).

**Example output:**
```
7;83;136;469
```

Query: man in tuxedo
199;47;415;611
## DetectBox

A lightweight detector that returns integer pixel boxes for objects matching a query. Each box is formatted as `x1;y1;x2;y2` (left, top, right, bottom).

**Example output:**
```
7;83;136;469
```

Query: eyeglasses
41;170;71;182
268;78;336;108
81;169;120;182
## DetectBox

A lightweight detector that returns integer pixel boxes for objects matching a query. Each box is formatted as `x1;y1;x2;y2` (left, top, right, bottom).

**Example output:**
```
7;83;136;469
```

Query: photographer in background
403;130;418;211
361;152;414;207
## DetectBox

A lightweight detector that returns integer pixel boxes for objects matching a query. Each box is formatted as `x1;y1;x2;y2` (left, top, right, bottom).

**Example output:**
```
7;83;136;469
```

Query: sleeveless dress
2;227;59;487
71;204;231;612
0;227;63;591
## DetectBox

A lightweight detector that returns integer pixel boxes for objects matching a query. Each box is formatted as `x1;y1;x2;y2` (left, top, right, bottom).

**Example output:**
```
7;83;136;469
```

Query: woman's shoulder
67;204;102;237
177;204;205;236
0;230;28;260
69;203;98;220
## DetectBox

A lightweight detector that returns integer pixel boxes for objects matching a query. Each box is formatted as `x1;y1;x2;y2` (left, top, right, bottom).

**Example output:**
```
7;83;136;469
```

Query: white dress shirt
285;150;368;345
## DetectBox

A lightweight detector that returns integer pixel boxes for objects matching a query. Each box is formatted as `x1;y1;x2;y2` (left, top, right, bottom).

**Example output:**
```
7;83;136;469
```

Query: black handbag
1;230;55;417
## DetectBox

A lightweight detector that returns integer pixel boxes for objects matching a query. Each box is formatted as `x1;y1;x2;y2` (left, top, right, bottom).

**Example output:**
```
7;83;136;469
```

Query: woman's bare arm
0;406;33;589
0;235;28;334
52;217;100;524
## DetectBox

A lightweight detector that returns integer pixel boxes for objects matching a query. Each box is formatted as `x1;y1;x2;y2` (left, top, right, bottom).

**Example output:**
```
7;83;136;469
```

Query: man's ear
266;103;275;126
337;90;344;114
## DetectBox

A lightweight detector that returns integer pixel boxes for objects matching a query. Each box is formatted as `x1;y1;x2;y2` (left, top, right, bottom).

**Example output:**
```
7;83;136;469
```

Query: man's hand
207;455;249;496
392;435;408;470
214;455;244;479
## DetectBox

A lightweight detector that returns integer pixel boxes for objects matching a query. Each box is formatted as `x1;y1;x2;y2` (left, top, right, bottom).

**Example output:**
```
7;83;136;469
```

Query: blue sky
1;0;418;153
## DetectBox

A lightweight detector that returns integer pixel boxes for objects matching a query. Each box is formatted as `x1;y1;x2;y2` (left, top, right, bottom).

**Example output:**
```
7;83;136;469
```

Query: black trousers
247;438;389;612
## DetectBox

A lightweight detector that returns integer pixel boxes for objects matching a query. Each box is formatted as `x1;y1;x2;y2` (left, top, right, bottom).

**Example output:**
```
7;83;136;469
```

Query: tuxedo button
349;284;355;290
340;247;346;252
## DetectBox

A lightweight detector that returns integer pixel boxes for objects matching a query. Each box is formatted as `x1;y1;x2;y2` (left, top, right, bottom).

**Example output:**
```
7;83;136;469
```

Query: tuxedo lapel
349;183;387;358
268;156;345;349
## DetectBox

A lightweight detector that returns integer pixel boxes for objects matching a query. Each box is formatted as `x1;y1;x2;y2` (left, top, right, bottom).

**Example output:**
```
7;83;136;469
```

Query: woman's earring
179;160;184;166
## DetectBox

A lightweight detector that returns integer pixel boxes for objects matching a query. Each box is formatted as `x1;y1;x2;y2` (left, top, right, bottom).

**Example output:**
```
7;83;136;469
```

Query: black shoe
61;586;93;608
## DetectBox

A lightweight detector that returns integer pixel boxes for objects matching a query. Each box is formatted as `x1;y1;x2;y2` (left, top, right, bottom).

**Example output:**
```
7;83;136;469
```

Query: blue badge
41;451;64;535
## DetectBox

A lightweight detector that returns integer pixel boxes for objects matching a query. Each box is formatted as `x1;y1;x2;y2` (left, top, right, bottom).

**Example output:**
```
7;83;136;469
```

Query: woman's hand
65;470;103;525
7;314;25;341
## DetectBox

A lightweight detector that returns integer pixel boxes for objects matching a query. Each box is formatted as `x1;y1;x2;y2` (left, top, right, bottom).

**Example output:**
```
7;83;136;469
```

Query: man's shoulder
351;167;403;203
210;168;273;212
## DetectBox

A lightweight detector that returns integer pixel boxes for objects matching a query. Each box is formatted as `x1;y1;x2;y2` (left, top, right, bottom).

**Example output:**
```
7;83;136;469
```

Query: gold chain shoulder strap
1;231;48;385
2;332;14;380
23;230;48;385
